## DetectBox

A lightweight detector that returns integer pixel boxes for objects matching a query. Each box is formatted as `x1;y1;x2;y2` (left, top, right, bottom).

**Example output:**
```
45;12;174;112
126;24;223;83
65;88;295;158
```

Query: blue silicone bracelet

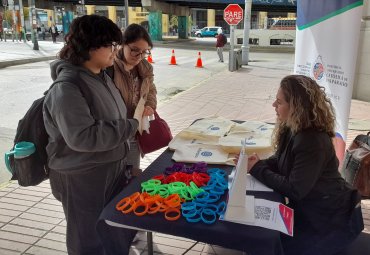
201;208;216;224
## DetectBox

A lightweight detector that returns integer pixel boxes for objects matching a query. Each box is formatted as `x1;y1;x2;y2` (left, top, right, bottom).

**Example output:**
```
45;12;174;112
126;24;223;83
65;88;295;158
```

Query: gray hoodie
43;59;138;172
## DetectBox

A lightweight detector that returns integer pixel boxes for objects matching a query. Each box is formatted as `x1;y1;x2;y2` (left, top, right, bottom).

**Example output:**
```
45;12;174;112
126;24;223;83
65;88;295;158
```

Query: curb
0;45;294;69
0;56;56;69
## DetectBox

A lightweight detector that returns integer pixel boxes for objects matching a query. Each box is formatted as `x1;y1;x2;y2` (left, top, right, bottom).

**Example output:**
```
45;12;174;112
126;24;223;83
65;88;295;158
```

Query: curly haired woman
246;75;363;255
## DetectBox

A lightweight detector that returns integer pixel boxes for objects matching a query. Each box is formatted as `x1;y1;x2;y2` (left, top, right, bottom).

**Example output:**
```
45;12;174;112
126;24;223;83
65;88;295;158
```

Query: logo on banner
201;151;213;157
312;55;325;81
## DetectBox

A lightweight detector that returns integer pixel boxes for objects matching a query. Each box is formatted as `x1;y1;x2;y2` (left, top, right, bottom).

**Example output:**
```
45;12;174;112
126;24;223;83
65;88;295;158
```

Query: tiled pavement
1;59;370;254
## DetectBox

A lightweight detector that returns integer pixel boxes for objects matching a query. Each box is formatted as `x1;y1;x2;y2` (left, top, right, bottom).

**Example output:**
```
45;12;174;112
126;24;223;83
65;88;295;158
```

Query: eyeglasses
127;44;151;58
111;42;119;52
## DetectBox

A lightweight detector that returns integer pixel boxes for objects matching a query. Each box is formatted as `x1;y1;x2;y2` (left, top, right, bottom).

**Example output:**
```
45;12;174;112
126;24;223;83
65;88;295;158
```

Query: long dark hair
122;23;153;48
58;15;122;65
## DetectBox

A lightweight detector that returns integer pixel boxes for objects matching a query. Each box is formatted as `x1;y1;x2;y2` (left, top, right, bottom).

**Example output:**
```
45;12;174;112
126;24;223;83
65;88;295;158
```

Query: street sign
224;4;244;26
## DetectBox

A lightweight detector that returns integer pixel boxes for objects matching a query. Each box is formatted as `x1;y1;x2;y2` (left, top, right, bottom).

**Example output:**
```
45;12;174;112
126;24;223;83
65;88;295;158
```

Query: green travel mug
4;141;36;174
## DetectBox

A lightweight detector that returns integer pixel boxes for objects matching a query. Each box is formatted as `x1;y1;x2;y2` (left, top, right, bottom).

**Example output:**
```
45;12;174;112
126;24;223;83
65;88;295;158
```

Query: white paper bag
168;131;219;151
219;133;273;154
178;116;235;140
172;144;235;165
219;121;275;154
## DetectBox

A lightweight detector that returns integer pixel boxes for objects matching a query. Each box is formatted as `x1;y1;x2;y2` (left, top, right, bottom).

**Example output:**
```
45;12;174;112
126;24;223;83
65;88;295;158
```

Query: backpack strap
46;72;94;110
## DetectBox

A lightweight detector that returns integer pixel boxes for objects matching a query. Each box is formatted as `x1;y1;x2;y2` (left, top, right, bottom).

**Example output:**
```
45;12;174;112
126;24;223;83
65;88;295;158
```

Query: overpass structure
53;0;296;11
51;0;296;40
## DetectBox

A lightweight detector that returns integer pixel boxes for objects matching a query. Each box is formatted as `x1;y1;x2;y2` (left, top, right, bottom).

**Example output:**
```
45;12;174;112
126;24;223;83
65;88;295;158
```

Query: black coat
250;128;356;233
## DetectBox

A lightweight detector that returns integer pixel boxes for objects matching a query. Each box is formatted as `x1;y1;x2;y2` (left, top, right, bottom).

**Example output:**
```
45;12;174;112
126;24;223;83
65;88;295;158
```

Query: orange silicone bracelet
129;192;141;203
165;207;181;221
133;201;149;216
147;202;161;214
116;197;131;211
121;201;135;214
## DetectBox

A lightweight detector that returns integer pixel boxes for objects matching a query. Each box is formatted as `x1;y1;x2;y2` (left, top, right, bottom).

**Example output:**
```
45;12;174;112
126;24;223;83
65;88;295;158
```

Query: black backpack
222;34;227;45
8;73;92;186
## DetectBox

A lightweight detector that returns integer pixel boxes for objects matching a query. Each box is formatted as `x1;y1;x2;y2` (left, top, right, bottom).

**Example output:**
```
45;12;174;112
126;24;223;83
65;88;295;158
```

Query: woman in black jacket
247;75;363;255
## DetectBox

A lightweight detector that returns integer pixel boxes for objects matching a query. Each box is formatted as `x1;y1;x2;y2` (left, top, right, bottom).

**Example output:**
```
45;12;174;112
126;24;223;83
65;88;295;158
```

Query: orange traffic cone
195;52;203;68
147;53;154;64
169;49;177;65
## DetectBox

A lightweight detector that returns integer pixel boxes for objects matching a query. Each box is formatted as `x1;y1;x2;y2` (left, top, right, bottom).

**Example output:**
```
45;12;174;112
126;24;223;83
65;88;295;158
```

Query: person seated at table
245;75;363;255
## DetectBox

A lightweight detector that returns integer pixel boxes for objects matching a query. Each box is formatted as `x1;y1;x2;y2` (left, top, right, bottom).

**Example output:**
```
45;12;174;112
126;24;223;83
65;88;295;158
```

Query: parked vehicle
195;26;222;38
56;24;63;34
190;25;200;36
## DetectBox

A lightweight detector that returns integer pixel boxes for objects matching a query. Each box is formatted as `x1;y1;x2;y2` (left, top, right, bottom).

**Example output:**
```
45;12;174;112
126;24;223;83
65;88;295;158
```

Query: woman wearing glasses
44;15;142;254
110;23;157;178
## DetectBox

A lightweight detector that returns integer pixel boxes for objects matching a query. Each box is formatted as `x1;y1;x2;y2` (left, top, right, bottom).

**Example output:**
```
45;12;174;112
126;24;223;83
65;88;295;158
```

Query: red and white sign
224;4;244;25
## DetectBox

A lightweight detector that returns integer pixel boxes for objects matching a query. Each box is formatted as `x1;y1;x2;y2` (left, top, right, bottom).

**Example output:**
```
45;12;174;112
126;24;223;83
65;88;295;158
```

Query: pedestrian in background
108;23;157;179
41;24;46;40
49;23;58;43
43;15;142;255
216;28;227;62
244;75;363;255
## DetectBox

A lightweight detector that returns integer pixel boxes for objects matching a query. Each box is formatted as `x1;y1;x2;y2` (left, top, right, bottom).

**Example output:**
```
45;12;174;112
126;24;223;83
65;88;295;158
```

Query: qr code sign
255;206;271;221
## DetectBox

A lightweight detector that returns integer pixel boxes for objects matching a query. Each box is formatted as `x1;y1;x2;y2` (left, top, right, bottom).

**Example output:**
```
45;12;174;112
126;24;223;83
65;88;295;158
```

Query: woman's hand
143;106;154;117
233;153;260;173
233;154;240;165
247;153;260;173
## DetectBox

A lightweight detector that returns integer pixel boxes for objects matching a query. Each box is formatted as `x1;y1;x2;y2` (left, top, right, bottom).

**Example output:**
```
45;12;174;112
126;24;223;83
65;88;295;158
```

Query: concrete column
178;16;188;39
128;7;136;24
259;12;268;29
207;9;215;27
85;5;95;15
47;10;53;27
191;9;197;28
162;14;169;35
108;6;117;23
353;0;370;100
148;11;162;41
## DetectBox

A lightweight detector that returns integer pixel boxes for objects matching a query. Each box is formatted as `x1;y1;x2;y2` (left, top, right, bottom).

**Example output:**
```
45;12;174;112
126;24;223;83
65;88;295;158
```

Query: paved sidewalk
0;42;370;254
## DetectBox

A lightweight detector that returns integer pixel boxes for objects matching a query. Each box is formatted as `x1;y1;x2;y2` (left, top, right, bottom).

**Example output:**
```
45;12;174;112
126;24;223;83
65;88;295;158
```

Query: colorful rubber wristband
165;208;181;221
201;208;216;224
133;201;149;216
217;201;226;216
116;197;131;211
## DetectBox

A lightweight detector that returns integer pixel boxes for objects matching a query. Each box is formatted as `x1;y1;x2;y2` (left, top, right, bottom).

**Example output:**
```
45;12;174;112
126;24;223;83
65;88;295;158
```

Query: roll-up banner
294;0;363;164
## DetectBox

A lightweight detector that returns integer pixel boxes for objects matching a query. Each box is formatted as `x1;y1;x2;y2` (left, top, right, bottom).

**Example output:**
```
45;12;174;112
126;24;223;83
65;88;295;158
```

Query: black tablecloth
98;149;284;255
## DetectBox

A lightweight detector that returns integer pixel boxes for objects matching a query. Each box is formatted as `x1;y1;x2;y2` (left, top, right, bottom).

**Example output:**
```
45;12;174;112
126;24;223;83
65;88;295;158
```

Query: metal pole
28;0;38;50
2;4;7;42
241;0;252;65
19;0;26;42
228;25;235;72
81;0;85;15
124;0;129;27
147;232;153;255
11;1;18;41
